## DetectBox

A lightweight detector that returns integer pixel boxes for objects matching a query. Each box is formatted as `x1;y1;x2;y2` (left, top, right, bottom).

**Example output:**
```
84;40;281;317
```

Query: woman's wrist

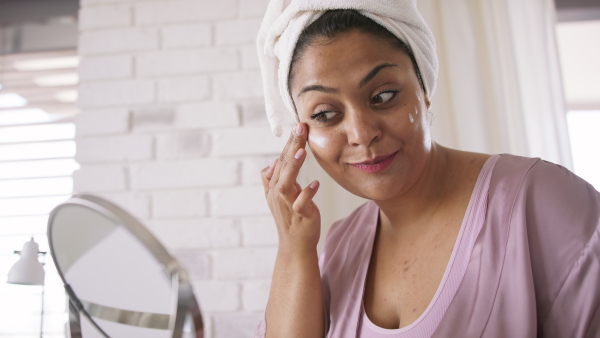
276;241;319;261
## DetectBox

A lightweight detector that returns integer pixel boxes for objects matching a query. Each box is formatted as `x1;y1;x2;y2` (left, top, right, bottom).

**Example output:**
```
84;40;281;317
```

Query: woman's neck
375;143;455;233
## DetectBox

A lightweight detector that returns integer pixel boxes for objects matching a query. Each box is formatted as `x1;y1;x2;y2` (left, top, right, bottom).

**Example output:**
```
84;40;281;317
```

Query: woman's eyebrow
297;85;338;98
359;63;398;88
296;63;397;98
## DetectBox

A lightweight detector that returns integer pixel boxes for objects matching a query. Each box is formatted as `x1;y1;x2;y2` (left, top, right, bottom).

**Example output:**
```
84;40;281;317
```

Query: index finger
270;123;308;187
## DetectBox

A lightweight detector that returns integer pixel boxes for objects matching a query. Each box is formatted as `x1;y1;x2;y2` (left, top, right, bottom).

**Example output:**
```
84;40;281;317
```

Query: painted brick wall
74;0;287;336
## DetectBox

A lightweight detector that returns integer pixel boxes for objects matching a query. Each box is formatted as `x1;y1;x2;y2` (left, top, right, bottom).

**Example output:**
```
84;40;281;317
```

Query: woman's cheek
308;132;330;148
307;129;340;168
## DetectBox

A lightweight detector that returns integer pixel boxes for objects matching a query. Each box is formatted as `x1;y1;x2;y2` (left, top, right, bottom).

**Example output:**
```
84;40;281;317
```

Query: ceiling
0;0;78;26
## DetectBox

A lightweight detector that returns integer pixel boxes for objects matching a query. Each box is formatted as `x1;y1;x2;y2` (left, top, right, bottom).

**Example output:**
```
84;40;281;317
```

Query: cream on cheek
409;111;415;124
408;105;422;124
308;132;330;148
416;91;424;105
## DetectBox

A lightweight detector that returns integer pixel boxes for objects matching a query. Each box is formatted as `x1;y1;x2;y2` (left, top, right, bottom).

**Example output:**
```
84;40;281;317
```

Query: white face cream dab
308;133;329;148
416;91;424;103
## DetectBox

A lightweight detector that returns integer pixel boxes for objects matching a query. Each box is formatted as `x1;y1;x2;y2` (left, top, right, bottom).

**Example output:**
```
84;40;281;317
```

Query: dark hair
289;9;425;93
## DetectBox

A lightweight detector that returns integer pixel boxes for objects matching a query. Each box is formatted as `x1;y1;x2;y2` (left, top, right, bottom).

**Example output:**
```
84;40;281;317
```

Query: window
556;20;600;190
0;50;79;337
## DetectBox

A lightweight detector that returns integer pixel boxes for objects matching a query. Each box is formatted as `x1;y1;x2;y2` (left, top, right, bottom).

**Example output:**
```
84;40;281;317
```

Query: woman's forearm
265;247;324;338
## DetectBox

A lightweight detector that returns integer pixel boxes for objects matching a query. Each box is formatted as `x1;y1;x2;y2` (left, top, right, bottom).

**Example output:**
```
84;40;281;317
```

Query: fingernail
309;180;319;189
294;148;305;160
294;124;303;136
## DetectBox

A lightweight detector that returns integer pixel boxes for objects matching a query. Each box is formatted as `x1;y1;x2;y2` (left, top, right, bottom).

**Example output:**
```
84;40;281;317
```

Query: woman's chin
340;179;404;202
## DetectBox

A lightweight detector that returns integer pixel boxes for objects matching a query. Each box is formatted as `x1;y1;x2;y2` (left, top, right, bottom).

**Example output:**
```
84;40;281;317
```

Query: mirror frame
47;194;203;337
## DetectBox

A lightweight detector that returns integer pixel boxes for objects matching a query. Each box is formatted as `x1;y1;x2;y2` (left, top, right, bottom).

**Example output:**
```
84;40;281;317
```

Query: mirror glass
48;195;203;337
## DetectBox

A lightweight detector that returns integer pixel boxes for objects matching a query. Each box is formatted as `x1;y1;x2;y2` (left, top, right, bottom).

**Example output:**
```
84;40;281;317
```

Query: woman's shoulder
489;153;599;268
490;153;598;220
491;153;596;198
489;154;600;333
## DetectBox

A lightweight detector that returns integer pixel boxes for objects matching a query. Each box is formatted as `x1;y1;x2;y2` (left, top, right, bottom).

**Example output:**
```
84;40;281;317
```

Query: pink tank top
358;155;499;337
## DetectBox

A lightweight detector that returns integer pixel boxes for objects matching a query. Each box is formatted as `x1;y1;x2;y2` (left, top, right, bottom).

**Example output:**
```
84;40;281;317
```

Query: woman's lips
349;152;397;173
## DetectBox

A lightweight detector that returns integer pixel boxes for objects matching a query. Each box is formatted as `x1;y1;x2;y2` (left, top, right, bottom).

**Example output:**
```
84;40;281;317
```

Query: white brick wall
78;55;133;80
134;0;237;25
210;186;270;217
76;134;153;163
213;126;288;156
155;131;211;159
212;71;263;100
79;27;160;55
152;190;208;218
213;248;277;279
242;280;271;311
75;1;283;336
241;216;278;247
129;159;239;190
78;79;155;107
214;20;262;45
75;108;130;135
136;48;238;77
148;218;240;249
79;6;132;30
73;164;127;192
158;76;211;102
161;23;212;49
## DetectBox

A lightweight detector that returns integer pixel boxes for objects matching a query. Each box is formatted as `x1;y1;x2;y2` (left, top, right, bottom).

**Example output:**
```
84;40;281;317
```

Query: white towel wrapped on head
256;0;439;137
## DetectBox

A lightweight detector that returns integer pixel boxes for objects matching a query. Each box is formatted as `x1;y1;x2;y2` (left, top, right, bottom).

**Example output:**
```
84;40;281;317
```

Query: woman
256;2;600;337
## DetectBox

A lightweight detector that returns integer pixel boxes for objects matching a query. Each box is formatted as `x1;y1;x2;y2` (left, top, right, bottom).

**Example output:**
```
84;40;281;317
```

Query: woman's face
289;30;433;201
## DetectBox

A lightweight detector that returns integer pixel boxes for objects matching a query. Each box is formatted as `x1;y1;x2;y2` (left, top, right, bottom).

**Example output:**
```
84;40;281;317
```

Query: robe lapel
328;202;379;338
433;155;538;336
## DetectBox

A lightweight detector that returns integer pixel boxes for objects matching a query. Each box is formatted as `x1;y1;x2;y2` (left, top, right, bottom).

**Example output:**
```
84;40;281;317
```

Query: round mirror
48;194;203;337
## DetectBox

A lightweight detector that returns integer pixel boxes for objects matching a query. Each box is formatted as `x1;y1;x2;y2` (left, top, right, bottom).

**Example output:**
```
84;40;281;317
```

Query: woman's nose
345;109;382;147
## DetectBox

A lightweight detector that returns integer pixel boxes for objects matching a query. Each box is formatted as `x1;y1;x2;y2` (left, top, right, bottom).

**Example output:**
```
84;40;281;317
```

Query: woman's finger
269;130;296;186
292;180;320;216
261;158;278;195
276;147;308;205
275;148;306;207
270;123;307;188
274;124;308;202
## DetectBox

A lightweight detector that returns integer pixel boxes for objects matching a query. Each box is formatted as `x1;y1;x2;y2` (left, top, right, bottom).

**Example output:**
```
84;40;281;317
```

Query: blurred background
0;0;598;337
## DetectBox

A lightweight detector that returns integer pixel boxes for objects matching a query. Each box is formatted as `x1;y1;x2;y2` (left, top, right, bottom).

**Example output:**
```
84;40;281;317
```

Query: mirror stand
48;194;204;337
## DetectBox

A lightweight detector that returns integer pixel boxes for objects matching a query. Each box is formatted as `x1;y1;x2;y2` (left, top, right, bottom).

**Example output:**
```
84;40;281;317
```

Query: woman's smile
348;151;398;173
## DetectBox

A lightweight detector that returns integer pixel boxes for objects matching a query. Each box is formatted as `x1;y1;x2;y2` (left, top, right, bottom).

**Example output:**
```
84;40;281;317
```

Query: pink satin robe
257;154;600;337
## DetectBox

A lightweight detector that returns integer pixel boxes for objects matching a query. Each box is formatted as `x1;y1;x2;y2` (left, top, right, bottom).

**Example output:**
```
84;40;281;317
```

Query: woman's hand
261;122;321;253
261;123;325;338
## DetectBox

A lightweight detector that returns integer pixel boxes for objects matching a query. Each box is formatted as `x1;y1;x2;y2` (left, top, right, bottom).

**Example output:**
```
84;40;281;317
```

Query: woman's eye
371;90;398;105
310;111;338;122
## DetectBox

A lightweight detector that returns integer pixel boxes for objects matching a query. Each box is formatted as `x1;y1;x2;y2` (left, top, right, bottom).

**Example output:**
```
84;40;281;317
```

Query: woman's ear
424;94;433;125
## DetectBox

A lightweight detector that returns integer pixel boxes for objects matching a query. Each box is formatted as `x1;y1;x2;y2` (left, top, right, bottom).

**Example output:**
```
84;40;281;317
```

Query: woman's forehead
290;32;414;91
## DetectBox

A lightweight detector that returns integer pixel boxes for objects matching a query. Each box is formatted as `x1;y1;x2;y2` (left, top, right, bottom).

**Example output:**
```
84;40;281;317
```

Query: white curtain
419;0;573;168
306;0;573;248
